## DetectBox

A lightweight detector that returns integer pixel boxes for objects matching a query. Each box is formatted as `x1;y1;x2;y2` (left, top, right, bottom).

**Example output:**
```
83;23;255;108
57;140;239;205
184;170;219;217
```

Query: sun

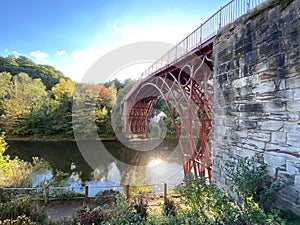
148;158;163;167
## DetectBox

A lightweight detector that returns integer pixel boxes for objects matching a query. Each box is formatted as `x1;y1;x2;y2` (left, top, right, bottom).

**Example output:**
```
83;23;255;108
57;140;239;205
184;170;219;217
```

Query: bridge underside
124;42;213;178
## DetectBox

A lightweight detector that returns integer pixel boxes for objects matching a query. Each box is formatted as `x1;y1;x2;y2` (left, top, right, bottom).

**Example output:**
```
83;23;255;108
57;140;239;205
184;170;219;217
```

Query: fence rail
0;183;176;204
140;0;265;79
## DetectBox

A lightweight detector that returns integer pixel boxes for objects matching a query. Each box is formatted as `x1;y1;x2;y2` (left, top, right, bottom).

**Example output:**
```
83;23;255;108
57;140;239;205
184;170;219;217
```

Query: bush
163;198;177;216
73;206;109;225
107;194;145;225
0;133;32;187
0;197;46;223
0;215;37;225
174;173;267;224
224;155;289;208
0;133;49;188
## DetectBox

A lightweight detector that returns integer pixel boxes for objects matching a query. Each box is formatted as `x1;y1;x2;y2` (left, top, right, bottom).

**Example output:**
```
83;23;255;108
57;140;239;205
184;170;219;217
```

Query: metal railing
140;0;265;79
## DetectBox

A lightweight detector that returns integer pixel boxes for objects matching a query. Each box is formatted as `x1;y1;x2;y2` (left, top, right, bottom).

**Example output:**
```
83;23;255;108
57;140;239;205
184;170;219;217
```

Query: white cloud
61;47;104;82
56;50;68;57
30;50;49;61
11;50;22;56
4;49;8;53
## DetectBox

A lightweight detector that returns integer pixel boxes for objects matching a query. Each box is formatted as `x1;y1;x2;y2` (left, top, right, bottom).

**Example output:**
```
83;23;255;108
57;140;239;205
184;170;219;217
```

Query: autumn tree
1;73;49;134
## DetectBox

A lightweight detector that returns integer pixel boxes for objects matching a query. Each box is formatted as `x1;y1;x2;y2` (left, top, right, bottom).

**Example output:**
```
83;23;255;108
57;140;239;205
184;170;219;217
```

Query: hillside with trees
0;55;135;140
0;55;66;90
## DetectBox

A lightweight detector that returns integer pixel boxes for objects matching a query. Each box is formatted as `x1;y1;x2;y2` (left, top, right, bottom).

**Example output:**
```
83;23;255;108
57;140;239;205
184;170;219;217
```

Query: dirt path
45;195;168;223
45;199;87;222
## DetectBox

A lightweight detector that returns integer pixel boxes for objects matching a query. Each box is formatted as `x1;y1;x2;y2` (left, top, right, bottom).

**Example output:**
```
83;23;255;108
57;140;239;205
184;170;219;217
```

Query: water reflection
6;139;184;194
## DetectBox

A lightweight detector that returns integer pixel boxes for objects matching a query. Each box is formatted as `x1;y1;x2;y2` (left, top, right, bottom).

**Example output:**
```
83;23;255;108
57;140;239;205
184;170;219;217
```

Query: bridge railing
140;0;265;79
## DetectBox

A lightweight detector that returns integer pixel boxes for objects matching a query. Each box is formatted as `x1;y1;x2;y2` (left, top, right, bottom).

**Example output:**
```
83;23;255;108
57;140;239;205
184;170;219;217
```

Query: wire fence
0;183;179;205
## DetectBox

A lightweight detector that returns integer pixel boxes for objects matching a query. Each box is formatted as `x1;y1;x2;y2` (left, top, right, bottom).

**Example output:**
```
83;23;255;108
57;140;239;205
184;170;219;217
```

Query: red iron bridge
121;0;265;179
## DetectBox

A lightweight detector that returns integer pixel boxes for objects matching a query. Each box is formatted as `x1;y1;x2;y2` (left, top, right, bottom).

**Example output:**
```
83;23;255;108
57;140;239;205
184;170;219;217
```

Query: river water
6;139;184;195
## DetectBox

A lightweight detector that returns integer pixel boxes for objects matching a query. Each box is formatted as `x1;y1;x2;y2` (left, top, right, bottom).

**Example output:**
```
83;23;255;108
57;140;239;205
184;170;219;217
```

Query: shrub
0;197;46;223
0;215;37;225
107;194;145;225
224;155;289;208
0;133;32;187
163;198;177;216
175;173;268;224
73;206;109;225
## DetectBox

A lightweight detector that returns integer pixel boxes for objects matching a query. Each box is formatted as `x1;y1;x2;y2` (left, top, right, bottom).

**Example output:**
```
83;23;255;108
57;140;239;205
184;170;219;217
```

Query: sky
1;0;229;82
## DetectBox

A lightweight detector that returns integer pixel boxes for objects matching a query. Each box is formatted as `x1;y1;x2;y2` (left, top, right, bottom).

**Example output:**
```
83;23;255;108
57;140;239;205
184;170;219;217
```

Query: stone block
287;113;299;121
263;101;286;112
242;139;265;151
276;90;293;101
286;76;300;89
287;100;300;112
286;160;300;174
271;132;286;144
266;143;300;155
256;61;269;73
287;132;300;146
248;131;268;141
267;167;277;178
254;81;276;94
236;130;248;138
295;174;300;186
264;152;286;169
263;112;289;121
284;122;300;133
294;88;300;100
259;120;283;131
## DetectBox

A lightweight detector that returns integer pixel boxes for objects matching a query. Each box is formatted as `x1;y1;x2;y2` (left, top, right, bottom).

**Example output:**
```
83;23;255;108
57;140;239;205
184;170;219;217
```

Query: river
6;139;184;195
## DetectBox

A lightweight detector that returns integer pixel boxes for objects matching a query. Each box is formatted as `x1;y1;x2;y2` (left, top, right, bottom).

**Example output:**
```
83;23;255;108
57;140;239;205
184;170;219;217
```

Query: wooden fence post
85;185;89;201
44;187;49;204
164;183;167;204
0;188;3;202
126;184;130;201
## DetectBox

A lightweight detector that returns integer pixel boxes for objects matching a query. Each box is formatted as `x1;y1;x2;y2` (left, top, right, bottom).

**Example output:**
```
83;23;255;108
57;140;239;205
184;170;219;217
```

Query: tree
1;73;49;135
48;78;76;136
0;55;66;90
0;72;12;116
51;78;75;100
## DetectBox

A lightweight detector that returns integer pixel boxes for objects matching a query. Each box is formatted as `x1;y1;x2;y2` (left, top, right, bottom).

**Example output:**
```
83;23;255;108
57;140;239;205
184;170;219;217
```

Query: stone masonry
212;0;300;215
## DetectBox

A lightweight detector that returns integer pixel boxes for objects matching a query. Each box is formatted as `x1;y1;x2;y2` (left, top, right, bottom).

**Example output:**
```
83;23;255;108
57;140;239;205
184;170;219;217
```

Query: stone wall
212;0;300;215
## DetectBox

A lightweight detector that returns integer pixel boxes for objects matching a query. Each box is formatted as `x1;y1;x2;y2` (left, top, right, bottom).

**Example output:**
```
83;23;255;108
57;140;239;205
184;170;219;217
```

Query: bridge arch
124;53;213;178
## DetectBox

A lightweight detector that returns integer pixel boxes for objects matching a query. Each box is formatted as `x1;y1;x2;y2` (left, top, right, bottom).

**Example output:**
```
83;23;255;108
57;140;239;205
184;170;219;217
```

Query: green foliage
107;194;145;225
49;189;85;201
0;55;65;90
0;197;46;223
51;78;75;100
0;133;33;187
224;155;288;207
163;198;177;216
1;73;49;135
0;215;38;225
172;173;293;224
73;205;109;225
0;57;133;139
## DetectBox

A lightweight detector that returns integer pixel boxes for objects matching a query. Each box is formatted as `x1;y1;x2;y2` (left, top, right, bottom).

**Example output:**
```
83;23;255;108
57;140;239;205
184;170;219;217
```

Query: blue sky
1;0;229;81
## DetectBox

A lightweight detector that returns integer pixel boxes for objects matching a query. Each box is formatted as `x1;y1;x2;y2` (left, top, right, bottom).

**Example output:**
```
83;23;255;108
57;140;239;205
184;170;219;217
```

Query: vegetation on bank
1;133;299;224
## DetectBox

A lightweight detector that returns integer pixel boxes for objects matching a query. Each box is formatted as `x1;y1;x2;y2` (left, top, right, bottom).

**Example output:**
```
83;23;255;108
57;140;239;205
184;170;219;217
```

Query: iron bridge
121;0;265;179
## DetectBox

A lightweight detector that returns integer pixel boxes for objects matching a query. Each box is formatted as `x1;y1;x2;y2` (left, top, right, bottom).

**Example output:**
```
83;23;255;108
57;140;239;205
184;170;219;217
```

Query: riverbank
6;134;178;142
5;134;117;142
